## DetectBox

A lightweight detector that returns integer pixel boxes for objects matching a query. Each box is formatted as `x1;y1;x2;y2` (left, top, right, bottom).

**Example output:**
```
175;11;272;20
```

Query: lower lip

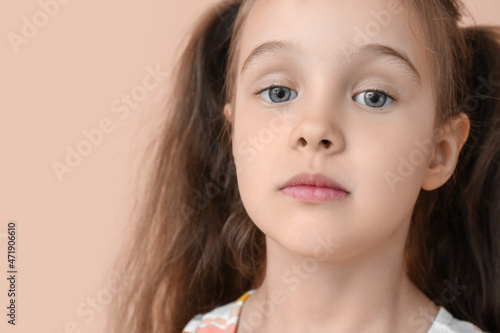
280;185;348;202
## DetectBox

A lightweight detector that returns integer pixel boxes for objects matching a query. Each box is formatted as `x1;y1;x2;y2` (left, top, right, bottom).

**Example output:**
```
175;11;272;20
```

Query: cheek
353;124;433;219
232;109;280;198
231;109;300;238
232;99;292;163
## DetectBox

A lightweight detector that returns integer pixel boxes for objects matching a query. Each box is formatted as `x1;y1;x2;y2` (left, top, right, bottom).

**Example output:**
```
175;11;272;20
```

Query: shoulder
428;306;487;333
181;290;255;333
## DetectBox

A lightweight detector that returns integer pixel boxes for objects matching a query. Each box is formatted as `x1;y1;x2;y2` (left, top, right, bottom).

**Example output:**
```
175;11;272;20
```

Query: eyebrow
240;40;303;75
240;40;421;84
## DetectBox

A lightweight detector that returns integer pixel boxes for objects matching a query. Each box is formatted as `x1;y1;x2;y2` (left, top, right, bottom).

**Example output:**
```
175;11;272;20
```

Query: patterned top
181;289;485;333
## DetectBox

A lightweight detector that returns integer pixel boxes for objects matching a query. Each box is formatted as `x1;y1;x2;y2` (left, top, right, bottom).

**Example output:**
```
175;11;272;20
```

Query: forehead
237;0;429;78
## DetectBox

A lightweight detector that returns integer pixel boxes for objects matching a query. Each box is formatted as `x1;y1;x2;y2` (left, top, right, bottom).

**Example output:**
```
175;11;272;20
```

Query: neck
237;230;439;333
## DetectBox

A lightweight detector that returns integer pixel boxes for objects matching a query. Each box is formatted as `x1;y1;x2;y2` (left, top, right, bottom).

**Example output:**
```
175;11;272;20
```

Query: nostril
321;139;331;148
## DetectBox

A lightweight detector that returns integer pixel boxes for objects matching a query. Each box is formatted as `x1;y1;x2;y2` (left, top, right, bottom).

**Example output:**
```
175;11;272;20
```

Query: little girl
106;0;500;332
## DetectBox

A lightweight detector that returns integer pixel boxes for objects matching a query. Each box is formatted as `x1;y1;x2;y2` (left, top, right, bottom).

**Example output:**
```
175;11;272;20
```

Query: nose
288;101;346;155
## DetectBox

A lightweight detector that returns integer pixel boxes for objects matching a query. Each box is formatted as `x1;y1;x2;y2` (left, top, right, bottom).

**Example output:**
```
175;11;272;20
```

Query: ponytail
406;26;500;332
105;1;265;333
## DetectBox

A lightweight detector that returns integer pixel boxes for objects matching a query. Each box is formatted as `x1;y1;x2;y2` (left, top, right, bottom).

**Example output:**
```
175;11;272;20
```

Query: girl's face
226;0;437;260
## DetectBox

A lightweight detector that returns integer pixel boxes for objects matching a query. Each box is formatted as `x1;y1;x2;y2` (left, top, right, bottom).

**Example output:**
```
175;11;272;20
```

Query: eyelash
254;84;292;96
255;84;398;104
356;88;398;103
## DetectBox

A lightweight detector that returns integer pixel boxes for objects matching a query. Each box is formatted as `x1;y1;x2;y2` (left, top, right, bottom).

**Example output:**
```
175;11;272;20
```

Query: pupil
270;87;289;102
368;92;379;102
365;91;385;107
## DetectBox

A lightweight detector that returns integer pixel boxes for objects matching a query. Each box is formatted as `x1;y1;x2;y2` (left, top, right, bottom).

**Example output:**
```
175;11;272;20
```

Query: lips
279;172;349;202
279;172;349;192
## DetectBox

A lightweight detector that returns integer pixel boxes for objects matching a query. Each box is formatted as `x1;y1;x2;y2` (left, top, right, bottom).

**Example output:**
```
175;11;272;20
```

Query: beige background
1;1;499;332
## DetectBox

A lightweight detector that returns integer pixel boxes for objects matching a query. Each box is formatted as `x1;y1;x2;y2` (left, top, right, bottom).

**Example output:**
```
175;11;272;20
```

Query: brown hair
105;0;500;332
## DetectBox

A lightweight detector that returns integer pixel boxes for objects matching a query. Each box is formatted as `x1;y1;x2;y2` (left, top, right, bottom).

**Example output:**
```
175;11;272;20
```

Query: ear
422;113;470;191
223;103;233;124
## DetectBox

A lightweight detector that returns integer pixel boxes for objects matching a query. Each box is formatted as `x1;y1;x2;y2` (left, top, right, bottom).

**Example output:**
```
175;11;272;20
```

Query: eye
353;90;394;108
259;85;298;103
